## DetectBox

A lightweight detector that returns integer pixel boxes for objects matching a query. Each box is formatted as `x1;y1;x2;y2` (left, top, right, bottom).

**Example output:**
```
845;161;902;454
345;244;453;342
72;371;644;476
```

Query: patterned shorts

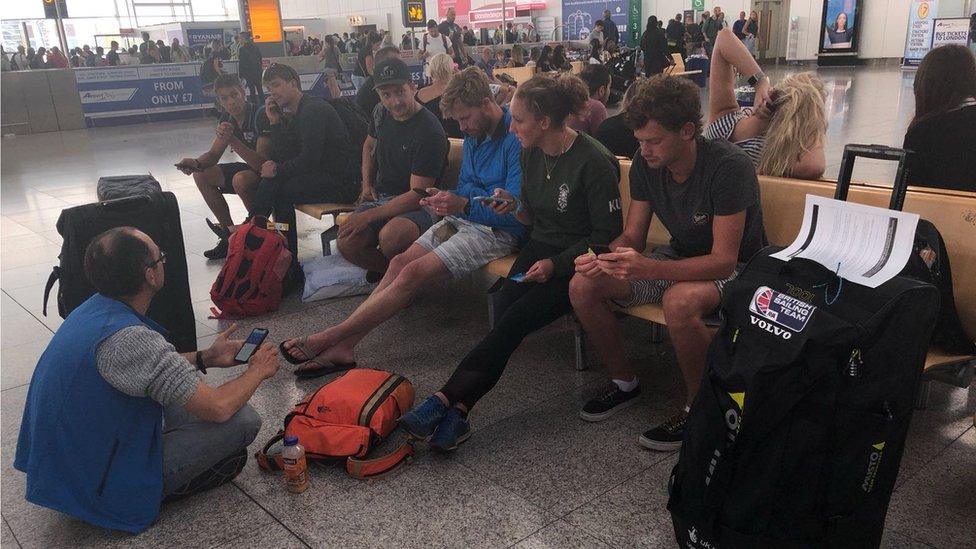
613;250;741;309
415;216;520;279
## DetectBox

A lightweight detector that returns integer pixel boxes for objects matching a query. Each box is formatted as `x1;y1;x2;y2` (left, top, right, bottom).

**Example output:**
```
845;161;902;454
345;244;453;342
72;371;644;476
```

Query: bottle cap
283;435;298;446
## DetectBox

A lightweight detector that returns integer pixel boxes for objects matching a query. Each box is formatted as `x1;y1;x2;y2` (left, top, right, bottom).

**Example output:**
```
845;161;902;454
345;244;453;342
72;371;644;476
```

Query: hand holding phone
589;244;613;256
235;328;270;363
509;272;527;282
175;159;202;174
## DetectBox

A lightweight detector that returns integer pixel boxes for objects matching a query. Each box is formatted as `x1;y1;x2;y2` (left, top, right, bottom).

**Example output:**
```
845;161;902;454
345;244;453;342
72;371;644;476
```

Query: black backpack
43;193;197;352
668;249;939;548
327;97;368;174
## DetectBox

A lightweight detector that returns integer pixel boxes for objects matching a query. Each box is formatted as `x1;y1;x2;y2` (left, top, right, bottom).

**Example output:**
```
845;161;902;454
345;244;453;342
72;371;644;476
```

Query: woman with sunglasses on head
397;73;624;452
704;27;827;179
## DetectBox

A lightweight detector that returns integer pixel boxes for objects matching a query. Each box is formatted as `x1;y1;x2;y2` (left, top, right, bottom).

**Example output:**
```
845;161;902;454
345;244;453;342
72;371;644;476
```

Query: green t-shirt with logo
520;132;623;276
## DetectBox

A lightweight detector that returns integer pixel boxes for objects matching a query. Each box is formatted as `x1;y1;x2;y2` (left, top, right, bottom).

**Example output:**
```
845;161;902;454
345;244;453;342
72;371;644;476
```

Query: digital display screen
819;0;861;53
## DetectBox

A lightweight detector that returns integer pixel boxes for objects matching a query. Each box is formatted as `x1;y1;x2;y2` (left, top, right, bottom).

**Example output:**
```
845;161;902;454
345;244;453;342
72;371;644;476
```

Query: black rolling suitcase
668;145;941;548
42;192;197;352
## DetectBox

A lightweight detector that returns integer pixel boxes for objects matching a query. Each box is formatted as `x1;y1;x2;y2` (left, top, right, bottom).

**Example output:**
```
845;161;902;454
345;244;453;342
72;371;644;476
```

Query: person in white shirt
423;19;452;59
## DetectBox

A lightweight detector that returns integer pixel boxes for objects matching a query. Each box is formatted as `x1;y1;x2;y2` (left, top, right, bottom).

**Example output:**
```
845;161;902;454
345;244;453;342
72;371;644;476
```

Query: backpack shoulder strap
255;431;286;471
345;440;413;479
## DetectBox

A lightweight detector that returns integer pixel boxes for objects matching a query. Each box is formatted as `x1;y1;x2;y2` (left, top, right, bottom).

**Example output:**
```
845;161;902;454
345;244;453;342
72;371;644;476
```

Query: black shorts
218;162;256;193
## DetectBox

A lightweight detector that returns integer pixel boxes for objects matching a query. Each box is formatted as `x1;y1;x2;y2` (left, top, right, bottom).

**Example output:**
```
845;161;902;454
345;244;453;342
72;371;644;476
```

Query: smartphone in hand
589;244;613;256
234;328;270;363
175;162;202;173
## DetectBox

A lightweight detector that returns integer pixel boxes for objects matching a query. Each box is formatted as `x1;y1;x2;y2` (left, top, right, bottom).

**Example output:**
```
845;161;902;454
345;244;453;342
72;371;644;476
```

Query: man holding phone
15;228;280;533
250;63;363;256
177;74;271;259
569;76;765;451
280;67;523;376
334;58;449;275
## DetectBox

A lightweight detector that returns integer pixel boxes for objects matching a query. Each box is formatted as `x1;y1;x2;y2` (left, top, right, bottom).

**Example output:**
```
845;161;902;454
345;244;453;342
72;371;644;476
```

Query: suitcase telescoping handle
833;144;910;212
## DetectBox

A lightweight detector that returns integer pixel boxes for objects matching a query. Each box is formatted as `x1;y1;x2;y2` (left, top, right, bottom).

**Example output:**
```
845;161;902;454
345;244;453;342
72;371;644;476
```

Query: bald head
84;227;159;299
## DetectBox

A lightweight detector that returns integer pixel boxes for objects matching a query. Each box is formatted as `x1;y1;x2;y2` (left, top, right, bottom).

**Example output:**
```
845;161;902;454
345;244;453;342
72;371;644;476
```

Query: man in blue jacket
280;67;525;375
15;227;280;533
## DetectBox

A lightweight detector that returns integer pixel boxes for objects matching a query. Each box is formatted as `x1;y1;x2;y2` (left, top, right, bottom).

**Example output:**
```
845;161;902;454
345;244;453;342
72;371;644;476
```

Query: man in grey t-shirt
570;76;765;451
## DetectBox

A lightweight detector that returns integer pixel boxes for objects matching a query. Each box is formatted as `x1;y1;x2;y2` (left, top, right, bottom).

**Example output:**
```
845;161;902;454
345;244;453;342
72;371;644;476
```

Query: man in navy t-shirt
336;58;449;275
177;74;270;259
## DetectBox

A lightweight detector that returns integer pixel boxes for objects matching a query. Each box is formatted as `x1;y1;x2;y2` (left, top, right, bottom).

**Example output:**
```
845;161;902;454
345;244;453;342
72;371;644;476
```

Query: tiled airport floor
1;64;973;548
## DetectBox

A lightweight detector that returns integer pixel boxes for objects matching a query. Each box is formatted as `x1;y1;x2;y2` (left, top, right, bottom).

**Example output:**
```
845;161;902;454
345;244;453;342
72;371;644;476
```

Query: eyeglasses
146;251;167;268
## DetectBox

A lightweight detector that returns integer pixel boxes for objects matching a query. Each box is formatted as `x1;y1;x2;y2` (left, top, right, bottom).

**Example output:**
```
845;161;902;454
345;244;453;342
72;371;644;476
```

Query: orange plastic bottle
282;435;309;493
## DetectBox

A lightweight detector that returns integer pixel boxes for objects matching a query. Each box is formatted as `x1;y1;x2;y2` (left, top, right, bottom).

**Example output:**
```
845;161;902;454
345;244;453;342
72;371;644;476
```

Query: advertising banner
931;17;970;48
186;28;225;48
75;63;206;117
563;0;628;44
903;0;939;67
438;0;471;27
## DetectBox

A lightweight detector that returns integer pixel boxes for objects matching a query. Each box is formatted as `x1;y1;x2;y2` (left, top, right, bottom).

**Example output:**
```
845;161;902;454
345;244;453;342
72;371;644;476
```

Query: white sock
612;377;639;392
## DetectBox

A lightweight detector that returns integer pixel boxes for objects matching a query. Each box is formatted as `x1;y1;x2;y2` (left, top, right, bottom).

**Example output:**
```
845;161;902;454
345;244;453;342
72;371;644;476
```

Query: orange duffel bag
256;368;415;479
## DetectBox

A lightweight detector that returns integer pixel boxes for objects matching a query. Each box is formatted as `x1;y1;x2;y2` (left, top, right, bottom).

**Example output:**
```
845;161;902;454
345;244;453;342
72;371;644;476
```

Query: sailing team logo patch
749;286;816;335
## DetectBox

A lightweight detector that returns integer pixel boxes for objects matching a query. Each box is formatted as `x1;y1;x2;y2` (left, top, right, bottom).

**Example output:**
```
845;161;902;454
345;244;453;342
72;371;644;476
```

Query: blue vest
14;294;166;533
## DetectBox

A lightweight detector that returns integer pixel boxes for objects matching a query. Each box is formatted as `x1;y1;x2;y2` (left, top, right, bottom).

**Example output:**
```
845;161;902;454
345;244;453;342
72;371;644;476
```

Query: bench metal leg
650;323;664;344
572;315;586;371
914;379;931;410
320;225;339;256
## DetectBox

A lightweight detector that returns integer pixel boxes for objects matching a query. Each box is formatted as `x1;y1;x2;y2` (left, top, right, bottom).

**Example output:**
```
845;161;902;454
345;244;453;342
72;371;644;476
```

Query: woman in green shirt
398;74;624;452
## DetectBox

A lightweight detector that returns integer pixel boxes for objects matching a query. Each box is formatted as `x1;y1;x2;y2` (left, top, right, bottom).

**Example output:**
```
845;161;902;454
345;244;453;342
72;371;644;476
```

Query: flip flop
279;336;319;365
294;355;357;380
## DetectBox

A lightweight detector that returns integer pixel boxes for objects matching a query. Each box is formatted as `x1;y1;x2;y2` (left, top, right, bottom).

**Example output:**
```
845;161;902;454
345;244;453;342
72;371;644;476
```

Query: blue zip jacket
455;107;527;238
15;294;166;533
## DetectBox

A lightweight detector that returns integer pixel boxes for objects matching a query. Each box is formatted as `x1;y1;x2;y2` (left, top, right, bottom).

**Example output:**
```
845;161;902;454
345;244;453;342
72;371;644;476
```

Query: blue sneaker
429;408;471;452
399;395;449;441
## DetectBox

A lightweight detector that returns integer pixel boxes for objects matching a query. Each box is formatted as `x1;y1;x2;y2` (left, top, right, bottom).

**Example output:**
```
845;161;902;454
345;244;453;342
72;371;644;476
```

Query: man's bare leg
193;166;233;228
661;281;722;405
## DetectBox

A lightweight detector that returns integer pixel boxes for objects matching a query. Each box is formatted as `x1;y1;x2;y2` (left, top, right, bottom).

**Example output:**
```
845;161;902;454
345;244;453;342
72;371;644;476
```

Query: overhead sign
348;15;366;26
692;0;704;11
241;0;284;43
43;0;68;19
903;0;939;67
403;0;427;28
931;17;970;48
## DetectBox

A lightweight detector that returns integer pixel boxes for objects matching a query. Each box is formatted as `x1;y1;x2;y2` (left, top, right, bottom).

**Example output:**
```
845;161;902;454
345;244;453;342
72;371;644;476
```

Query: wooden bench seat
300;126;973;403
666;53;704;77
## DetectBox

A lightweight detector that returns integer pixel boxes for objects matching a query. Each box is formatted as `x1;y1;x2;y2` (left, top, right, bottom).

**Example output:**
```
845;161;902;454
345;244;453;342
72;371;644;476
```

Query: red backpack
210;217;292;318
256;369;415;479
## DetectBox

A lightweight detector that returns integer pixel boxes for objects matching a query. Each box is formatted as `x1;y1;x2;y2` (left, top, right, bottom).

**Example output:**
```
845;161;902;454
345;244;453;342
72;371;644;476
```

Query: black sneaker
579;384;641;422
203;238;228;260
638;411;688;451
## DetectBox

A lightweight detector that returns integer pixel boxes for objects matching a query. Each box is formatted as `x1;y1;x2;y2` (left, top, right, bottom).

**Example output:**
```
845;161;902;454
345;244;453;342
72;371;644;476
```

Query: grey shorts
416;216;521;278
355;195;439;236
613;250;742;312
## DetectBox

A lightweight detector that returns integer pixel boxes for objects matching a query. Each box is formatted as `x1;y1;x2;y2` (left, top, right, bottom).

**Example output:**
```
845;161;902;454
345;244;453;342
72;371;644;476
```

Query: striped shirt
703;110;765;168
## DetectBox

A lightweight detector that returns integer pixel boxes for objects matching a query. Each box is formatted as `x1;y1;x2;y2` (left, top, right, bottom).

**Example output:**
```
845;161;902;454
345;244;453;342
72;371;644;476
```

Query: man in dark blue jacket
279;67;525;375
14;228;280;533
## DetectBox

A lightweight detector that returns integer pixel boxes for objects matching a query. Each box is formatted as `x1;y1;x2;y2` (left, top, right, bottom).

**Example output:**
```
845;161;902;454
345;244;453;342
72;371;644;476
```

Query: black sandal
294;355;357;380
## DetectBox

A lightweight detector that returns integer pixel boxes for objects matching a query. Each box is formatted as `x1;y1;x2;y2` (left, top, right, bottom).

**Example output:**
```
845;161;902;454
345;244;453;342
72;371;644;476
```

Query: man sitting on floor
178;74;269;259
250;63;362;255
337;58;449;275
14;227;280;534
280;67;524;377
569;75;766;450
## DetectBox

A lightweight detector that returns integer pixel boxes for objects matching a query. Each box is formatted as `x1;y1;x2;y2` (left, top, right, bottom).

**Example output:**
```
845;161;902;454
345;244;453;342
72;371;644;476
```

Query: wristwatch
195;351;208;374
748;71;767;87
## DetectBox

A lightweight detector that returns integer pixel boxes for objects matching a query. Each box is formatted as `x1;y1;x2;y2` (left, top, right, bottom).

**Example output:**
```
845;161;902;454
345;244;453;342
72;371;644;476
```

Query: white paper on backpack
770;195;919;288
